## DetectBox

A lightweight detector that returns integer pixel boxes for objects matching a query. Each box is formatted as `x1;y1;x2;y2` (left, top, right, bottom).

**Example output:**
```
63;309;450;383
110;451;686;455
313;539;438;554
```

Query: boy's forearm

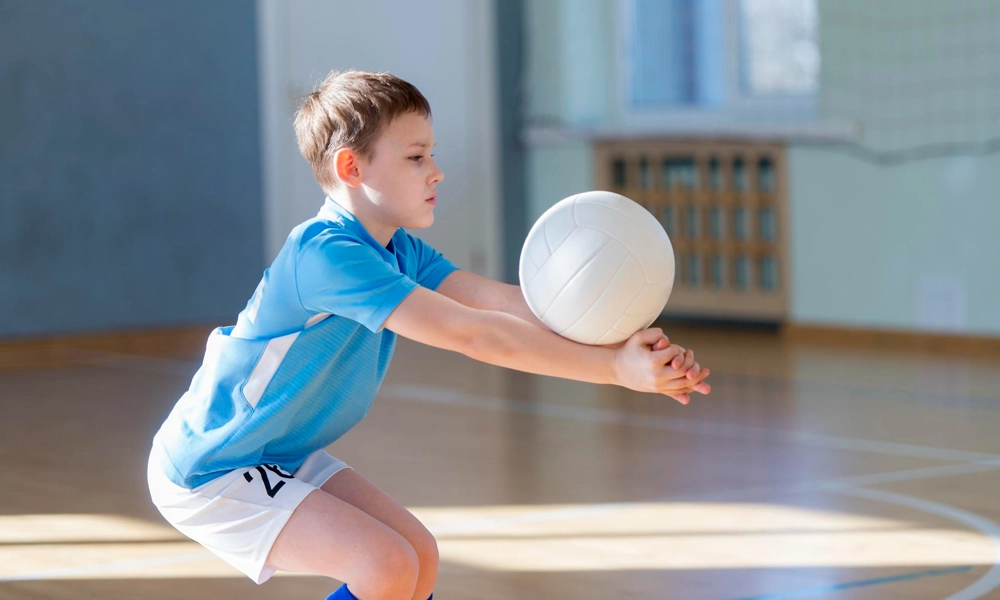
464;308;618;386
501;284;549;330
437;271;549;330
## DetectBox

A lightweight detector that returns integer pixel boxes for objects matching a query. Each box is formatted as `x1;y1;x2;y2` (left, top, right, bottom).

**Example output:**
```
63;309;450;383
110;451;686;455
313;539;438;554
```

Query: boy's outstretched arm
434;271;709;402
435;270;545;329
383;286;709;402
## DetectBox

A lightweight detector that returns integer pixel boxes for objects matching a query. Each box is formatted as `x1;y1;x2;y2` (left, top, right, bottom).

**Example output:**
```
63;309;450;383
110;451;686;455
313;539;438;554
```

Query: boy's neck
329;194;396;248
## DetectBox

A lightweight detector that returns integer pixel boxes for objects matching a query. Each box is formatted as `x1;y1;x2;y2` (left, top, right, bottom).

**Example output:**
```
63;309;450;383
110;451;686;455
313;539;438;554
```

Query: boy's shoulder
291;213;357;249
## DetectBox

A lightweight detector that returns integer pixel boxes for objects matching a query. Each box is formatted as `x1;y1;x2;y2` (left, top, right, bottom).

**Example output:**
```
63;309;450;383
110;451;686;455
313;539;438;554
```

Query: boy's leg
320;469;439;600
265;489;419;600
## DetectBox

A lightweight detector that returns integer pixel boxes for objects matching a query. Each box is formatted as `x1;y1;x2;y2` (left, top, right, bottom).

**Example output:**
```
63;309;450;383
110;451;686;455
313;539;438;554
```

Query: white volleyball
519;191;675;345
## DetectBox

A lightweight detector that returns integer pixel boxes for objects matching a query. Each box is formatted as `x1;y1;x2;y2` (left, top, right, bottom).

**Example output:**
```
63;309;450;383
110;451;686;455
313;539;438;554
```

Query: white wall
789;150;1000;335
257;0;501;278
523;0;614;233
524;0;616;129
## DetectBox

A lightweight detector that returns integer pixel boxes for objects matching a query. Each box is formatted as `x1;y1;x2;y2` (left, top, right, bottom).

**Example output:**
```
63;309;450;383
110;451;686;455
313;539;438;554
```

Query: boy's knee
365;539;419;599
413;530;439;571
409;532;438;600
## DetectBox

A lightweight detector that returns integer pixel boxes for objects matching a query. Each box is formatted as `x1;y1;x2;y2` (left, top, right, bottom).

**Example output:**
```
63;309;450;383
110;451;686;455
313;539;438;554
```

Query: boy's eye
409;155;423;162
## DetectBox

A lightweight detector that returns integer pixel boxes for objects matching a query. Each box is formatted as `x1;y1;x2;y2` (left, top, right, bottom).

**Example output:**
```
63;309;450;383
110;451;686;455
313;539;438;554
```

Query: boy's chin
404;214;434;229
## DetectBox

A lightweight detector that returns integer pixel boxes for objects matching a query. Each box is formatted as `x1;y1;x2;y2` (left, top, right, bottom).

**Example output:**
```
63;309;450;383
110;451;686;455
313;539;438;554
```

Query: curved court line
701;460;1000;503
729;566;974;600
814;460;1000;489
831;487;1000;600
709;371;1000;412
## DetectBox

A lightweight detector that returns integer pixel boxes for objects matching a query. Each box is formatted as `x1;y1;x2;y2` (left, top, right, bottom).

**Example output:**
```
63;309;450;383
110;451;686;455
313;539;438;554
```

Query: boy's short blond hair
294;70;431;192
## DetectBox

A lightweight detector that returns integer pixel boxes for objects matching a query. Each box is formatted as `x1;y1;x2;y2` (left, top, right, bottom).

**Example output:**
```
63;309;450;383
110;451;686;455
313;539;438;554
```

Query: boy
147;70;711;600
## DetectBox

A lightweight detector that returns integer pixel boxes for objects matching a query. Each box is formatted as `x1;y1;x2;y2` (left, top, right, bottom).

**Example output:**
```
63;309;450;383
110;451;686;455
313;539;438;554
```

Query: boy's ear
333;148;363;188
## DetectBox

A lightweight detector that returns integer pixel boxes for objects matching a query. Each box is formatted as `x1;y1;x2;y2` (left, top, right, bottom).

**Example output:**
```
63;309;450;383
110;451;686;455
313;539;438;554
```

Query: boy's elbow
460;316;514;364
461;324;492;362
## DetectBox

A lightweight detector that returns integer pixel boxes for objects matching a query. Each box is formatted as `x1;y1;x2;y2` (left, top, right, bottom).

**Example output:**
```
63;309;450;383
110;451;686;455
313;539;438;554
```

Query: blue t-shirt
151;198;458;489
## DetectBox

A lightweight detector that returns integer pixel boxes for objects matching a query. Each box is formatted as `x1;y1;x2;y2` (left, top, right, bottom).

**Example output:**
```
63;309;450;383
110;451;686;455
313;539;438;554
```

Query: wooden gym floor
1;324;998;599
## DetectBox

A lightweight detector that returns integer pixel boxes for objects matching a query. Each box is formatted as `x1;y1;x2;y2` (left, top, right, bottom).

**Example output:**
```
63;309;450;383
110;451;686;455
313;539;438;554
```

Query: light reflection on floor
2;501;994;581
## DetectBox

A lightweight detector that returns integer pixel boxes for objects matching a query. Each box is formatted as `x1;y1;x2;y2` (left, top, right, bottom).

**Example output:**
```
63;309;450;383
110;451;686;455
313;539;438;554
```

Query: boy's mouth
426;196;437;206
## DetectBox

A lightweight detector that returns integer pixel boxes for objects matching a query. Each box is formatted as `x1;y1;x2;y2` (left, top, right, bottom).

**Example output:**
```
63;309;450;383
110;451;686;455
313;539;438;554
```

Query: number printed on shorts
243;464;294;498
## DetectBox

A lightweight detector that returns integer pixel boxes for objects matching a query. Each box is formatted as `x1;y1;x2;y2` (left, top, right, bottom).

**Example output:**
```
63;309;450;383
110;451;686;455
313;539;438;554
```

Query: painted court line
833;487;1000;600
729;565;974;600
710;371;1000;412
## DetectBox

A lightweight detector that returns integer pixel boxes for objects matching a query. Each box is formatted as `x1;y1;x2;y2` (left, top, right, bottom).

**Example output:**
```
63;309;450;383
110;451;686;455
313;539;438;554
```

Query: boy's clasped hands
611;328;711;405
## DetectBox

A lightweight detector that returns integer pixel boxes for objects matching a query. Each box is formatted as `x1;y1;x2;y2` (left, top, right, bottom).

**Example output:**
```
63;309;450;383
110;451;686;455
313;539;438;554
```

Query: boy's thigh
320;468;437;555
265;488;414;579
149;449;397;584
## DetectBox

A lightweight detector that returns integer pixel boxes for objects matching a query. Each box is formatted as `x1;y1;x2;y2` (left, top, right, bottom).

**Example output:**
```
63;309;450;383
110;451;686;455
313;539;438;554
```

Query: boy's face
359;112;443;230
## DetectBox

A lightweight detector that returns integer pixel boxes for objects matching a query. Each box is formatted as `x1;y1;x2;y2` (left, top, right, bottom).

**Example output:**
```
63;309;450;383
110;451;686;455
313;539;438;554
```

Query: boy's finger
684;368;710;387
667;393;690;405
670;346;686;368
661;377;698;391
651;345;683;366
686;361;701;379
664;365;710;388
678;349;695;371
632;328;665;347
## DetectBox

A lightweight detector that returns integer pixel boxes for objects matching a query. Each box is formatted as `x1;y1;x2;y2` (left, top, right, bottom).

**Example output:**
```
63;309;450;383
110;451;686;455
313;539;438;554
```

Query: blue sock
325;583;433;600
326;584;358;600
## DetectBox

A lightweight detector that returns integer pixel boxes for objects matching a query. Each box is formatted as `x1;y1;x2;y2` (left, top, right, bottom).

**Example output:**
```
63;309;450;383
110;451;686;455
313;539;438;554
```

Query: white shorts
147;447;351;584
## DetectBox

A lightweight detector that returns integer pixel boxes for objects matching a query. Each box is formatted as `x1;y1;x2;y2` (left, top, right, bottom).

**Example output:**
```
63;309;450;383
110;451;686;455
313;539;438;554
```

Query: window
626;0;724;108
620;0;818;125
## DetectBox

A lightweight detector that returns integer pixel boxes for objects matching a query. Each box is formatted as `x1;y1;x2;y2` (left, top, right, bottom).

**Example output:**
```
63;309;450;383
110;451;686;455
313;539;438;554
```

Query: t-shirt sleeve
296;231;418;333
405;232;460;290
